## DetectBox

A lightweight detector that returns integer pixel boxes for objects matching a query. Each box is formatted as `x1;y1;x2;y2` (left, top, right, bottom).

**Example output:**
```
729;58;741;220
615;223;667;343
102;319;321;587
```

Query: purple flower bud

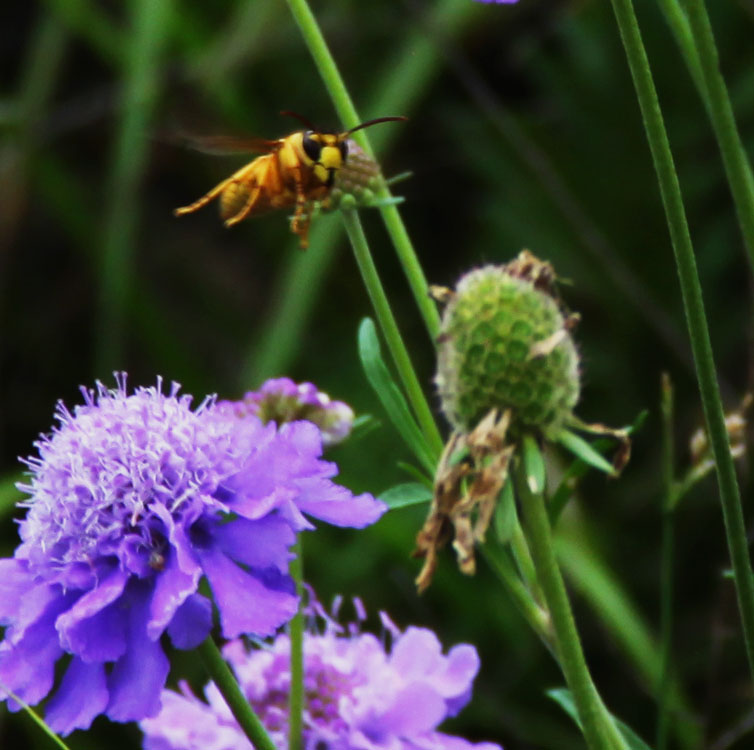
0;375;386;734
217;378;355;447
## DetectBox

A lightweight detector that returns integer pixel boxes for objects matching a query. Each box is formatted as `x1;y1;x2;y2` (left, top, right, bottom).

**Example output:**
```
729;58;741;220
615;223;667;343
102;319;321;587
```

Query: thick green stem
341;210;443;456
197;636;277;750
609;0;754;684
288;537;305;750
283;0;441;342
515;456;627;750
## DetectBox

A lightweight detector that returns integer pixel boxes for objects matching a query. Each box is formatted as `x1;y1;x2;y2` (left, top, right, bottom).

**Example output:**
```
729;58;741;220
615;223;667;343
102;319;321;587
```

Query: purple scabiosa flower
140;602;502;750
0;376;385;735
216;377;355;446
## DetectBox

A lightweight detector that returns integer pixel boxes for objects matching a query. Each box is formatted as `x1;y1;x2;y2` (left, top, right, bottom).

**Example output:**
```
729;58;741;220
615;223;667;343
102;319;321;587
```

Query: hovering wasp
174;111;406;249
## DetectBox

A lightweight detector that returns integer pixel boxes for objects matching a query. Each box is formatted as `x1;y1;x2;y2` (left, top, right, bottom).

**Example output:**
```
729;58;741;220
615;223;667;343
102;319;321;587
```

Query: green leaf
547;688;654;750
358;318;438;475
397;461;433;485
493;480;517;544
379;482;433;509
557;429;616;475
522;433;546;494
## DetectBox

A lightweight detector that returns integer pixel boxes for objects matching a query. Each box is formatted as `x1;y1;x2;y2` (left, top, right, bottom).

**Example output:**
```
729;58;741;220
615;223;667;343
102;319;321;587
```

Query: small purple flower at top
216;377;355;446
140;601;503;750
473;0;518;4
0;375;385;735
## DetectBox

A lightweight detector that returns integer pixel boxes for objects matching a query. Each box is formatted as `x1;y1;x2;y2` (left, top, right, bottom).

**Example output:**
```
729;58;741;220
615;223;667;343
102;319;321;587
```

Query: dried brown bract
414;408;515;593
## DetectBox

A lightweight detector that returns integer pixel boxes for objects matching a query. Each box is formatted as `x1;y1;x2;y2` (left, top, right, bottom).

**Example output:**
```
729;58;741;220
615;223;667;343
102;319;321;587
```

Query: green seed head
436;255;580;438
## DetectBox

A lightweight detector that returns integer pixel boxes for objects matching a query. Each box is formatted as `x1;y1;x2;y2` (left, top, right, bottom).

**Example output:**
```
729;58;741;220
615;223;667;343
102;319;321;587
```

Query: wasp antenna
280;110;318;131
346;116;408;135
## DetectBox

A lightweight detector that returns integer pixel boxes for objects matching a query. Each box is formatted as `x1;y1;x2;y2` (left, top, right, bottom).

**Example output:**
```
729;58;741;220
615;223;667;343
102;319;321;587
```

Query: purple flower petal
198;543;297;638
212;515;295;572
0;594;68;707
55;567;129;662
106;585;169;723
167;593;212;650
0;559;40;626
148;546;202;640
294;478;387;528
45;657;108;735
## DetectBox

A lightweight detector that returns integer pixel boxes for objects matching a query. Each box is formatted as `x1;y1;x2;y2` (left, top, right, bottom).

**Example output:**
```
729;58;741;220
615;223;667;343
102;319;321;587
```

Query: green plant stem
342;210;443;456
609;0;754;683
657;374;675;750
515;457;627;750
288;537;305;750
683;0;754;269
197;636;277;750
283;0;441;343
482;542;554;652
96;0;172;373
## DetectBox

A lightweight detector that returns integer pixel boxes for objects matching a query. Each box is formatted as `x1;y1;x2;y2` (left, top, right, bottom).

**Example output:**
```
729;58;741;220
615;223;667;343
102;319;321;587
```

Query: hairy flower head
0;376;385;735
140;600;502;750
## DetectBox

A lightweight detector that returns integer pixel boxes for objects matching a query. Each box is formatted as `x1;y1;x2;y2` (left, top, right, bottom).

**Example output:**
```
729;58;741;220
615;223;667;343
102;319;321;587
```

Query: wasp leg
174;176;235;217
290;165;313;249
224;160;272;226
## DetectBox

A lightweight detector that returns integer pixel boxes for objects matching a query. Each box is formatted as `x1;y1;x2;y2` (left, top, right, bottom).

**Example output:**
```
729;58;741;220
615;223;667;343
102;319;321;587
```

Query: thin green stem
481;542;554;652
288;537;305;750
283;0;441;342
610;0;754;684
515;455;627;750
341;210;443;456
197;636;277;750
657;374;675;750
96;0;172;373
683;0;754;269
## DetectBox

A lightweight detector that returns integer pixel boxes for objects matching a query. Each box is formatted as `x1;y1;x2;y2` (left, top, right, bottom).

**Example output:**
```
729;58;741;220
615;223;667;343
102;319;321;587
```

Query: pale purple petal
45;658;108;735
294;478;387;527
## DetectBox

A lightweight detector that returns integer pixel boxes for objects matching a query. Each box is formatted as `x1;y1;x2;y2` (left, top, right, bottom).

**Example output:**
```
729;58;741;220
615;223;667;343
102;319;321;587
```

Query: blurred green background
2;0;754;748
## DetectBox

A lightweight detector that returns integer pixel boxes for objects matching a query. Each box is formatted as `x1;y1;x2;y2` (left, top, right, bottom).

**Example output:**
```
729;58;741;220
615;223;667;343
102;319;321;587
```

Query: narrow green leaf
547;687;654;750
493;480;517;544
358;318;437;475
379;482;433;509
557;430;615;476
522;433;546;494
396;462;433;485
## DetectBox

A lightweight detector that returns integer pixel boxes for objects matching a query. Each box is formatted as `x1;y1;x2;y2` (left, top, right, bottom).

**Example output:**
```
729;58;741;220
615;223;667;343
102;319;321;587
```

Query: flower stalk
341;208;443;456
609;0;754;683
197;636;278;750
683;0;754;269
288;537;305;750
514;450;628;750
283;0;441;342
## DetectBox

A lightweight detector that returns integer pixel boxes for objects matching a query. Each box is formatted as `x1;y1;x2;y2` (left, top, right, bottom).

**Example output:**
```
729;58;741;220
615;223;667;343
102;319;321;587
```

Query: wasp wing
174;133;283;156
